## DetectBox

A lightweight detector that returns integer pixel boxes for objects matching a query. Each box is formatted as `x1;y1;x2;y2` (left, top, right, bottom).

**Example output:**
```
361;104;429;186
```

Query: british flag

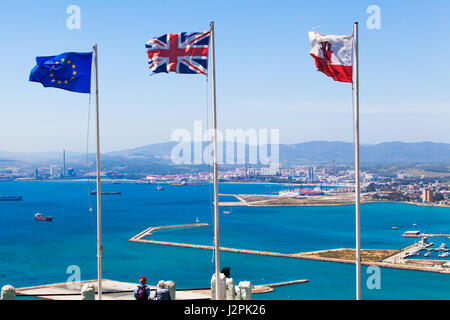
146;31;210;75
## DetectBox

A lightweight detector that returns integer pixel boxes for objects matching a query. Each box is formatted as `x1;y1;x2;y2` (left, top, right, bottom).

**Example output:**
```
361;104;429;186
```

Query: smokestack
63;149;66;177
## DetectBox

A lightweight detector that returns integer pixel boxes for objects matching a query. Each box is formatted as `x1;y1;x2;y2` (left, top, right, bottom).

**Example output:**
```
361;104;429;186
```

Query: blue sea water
1;181;450;299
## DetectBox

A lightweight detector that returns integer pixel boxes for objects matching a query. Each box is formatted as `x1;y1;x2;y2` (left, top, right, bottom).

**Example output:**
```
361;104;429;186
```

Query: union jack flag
146;31;210;75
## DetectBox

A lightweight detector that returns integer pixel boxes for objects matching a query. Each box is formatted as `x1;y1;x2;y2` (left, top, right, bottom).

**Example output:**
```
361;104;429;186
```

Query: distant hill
279;141;450;164
1;141;450;170
106;141;450;165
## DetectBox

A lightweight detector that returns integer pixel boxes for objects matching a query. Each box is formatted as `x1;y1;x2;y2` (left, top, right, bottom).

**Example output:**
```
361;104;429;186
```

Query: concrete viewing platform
16;279;210;300
15;279;309;300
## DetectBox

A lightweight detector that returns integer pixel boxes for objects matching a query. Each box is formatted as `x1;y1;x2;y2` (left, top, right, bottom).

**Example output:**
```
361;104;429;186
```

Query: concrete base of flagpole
81;283;95;300
1;285;16;300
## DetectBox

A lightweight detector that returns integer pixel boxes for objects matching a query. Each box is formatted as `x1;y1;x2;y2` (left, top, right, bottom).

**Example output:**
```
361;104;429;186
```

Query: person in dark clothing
134;276;151;300
221;267;231;278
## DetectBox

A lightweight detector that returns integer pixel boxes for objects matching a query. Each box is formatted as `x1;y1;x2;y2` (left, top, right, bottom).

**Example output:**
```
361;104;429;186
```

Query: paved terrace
16;279;209;300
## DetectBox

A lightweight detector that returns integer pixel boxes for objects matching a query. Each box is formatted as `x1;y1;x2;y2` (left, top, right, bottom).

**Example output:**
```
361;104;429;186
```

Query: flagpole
210;21;221;300
93;44;103;300
352;22;361;301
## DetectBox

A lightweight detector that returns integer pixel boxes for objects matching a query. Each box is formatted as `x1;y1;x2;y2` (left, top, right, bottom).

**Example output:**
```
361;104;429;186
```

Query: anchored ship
89;190;121;195
34;212;52;222
0;196;22;201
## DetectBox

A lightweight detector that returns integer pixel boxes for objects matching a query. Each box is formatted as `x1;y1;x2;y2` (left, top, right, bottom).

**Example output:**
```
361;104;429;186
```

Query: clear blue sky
0;0;449;152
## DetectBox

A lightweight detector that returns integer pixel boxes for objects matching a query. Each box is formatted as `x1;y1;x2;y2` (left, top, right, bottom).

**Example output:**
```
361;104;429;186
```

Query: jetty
129;224;450;275
129;223;209;242
402;232;450;238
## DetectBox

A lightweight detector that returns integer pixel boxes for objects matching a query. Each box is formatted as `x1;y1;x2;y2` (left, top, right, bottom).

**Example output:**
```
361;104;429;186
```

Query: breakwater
129;224;450;275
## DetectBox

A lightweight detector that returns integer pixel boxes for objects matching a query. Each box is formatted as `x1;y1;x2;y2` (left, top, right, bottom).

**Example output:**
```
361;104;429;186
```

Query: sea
1;180;450;300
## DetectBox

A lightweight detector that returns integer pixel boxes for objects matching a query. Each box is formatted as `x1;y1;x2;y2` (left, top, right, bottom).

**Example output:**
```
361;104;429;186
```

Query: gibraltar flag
308;31;353;83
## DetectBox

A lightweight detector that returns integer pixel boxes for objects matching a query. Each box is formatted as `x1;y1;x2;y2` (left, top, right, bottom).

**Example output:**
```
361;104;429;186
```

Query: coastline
5;179;450;208
221;193;450;209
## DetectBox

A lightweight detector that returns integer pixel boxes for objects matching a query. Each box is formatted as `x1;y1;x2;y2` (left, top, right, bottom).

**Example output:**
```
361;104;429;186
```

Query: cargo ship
0;196;22;201
34;212;52;222
89;190;121;195
294;187;325;195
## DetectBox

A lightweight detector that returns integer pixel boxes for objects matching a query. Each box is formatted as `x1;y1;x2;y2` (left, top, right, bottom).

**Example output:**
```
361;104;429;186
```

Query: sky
0;0;449;152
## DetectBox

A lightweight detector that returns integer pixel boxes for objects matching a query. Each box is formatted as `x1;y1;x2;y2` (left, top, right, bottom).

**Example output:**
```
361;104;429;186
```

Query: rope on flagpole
205;75;215;264
86;93;97;234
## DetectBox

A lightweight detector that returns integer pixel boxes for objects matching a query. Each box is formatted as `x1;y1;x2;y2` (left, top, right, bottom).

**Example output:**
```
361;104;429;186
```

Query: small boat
195;217;200;223
439;252;449;258
34;212;52;222
391;226;398;230
156;185;164;191
223;210;230;215
424;251;431;257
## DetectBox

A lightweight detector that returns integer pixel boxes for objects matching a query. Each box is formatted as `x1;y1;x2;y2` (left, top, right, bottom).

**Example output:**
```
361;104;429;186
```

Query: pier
402;233;450;238
129;223;210;242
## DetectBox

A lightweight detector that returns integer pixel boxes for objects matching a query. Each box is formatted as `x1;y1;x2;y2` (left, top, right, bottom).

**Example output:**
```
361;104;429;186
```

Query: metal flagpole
210;21;221;300
352;22;361;301
93;44;103;300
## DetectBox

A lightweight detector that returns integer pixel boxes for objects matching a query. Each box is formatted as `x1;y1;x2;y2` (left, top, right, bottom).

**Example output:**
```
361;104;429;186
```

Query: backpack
136;285;149;300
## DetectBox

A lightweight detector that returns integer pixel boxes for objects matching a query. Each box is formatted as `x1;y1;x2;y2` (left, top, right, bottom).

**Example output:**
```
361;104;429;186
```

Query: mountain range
1;141;450;171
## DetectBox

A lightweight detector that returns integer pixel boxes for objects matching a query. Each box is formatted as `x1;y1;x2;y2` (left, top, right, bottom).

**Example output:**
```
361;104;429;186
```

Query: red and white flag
308;31;353;83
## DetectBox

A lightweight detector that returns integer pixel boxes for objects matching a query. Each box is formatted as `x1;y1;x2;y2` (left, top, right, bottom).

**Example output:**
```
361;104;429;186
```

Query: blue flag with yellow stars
29;52;92;93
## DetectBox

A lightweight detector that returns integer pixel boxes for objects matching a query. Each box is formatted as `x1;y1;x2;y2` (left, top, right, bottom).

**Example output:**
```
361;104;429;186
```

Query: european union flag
29;52;92;94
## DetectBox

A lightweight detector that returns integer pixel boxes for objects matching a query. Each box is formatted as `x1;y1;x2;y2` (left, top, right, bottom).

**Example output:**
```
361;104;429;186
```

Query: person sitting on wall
134;276;151;300
153;281;171;300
